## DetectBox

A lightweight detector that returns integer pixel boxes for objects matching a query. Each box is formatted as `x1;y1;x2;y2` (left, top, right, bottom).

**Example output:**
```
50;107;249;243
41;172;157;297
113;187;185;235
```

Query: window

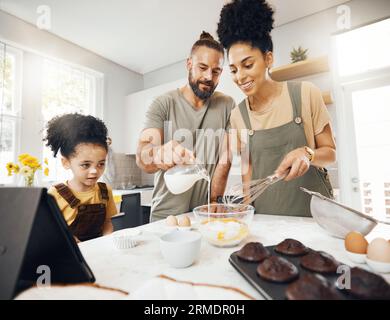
0;43;22;185
334;18;390;219
335;18;390;77
41;59;102;183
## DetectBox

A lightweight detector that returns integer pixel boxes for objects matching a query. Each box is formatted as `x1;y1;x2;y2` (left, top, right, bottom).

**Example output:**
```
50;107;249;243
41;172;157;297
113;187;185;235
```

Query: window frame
0;44;23;186
0;39;104;186
330;17;390;209
40;56;104;184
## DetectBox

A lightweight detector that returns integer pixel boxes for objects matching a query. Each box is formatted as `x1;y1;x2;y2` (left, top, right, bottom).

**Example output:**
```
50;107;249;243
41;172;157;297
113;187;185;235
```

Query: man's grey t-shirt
144;88;235;221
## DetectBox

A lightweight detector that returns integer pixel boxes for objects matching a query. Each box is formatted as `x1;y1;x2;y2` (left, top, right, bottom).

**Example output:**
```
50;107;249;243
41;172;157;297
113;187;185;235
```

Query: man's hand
154;140;195;171
275;147;310;182
137;128;195;173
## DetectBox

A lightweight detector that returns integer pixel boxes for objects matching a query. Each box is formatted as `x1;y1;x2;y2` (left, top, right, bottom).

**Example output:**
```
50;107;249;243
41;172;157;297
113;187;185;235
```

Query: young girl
44;113;117;242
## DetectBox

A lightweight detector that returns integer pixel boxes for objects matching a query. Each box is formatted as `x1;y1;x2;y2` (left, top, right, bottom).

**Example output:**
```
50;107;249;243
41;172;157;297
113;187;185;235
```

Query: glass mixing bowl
193;204;254;247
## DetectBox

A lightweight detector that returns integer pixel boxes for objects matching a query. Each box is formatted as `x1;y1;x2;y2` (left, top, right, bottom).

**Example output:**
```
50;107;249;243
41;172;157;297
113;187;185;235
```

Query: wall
0;9;144;153
143;60;186;90
106;153;154;188
111;154;141;189
143;0;390;90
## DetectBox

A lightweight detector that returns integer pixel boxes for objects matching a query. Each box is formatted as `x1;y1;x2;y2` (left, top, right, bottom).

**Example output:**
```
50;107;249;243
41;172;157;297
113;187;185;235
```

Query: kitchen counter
16;214;390;300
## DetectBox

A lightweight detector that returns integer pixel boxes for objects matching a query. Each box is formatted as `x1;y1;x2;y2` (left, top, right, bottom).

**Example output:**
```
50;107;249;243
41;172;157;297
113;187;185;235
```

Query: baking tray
229;245;351;300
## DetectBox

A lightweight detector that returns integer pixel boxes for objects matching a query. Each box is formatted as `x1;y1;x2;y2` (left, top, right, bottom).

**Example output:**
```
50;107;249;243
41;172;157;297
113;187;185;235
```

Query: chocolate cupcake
286;273;343;300
344;267;390;300
300;250;339;274
237;242;270;262
274;239;309;256
257;256;299;283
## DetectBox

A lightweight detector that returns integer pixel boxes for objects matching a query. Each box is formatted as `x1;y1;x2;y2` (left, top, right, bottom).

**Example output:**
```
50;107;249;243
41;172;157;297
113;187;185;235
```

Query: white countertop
112;187;153;195
16;214;390;300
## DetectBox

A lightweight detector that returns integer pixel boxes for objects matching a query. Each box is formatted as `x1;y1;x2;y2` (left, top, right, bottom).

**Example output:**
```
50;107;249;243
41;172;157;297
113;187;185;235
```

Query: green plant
290;46;308;63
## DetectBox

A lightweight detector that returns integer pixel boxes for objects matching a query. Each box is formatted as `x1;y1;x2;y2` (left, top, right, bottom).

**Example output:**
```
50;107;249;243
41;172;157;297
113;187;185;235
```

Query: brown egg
166;215;178;226
344;231;368;254
178;215;191;227
367;238;390;263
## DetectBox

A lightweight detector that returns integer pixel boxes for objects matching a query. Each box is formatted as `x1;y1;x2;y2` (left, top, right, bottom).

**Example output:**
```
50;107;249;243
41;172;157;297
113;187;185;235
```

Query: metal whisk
223;172;287;206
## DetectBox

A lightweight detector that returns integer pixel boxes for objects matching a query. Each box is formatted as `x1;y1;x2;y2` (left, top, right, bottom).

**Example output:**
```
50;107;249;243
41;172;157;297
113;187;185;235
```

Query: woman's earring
266;67;272;80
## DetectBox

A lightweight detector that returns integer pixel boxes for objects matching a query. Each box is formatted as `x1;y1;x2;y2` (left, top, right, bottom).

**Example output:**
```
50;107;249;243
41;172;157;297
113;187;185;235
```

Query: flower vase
18;174;36;187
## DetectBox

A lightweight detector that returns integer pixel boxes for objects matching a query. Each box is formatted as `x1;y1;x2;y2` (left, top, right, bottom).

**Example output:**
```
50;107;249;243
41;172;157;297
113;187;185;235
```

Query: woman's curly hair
217;0;275;53
44;113;108;158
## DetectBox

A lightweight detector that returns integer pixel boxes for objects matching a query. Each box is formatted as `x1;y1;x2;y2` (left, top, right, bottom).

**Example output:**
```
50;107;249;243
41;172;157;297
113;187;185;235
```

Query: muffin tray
229;245;352;300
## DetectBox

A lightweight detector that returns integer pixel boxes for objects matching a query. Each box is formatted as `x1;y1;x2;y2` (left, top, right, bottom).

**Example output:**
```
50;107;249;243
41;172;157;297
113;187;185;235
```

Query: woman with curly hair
215;0;336;216
44;113;117;241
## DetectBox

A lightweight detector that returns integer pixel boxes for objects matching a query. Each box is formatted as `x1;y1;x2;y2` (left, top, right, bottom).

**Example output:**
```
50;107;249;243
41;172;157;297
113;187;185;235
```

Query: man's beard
188;72;217;101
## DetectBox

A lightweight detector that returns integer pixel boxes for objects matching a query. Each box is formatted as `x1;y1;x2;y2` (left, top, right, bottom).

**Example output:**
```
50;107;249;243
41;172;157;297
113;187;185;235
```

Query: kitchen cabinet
124;78;186;154
124;90;149;154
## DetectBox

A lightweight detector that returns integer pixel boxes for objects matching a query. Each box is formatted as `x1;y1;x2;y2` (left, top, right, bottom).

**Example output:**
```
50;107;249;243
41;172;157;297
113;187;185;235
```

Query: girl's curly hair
217;0;275;53
44;113;108;158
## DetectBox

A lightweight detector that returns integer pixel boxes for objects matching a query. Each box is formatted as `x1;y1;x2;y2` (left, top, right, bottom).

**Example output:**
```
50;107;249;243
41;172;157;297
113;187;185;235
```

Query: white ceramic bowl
112;228;142;250
346;251;367;264
160;230;201;268
366;258;390;273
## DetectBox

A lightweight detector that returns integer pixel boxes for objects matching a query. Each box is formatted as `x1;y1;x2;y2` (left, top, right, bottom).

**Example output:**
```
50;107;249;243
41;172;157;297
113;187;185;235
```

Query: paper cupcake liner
112;229;142;250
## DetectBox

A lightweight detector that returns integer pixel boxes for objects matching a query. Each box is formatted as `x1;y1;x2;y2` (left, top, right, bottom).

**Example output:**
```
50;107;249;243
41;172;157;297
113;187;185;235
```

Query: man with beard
136;31;235;221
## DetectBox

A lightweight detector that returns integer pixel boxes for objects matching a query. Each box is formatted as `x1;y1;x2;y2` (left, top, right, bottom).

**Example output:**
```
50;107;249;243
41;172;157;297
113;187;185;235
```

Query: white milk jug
164;164;209;195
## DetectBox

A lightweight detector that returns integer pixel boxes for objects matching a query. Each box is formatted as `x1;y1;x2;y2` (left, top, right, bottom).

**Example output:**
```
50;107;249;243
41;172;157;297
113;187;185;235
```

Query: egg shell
344;231;368;254
178;215;191;227
367;238;390;263
166;215;178;226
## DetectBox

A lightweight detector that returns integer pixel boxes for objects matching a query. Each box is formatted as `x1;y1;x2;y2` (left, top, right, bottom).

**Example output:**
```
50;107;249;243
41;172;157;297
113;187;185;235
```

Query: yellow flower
14;164;20;174
6;162;15;176
21;156;41;169
20;166;33;177
18;153;30;162
44;158;48;165
44;167;49;176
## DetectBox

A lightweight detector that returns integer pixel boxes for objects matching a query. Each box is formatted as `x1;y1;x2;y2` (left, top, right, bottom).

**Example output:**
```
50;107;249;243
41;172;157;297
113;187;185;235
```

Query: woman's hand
275;147;311;182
